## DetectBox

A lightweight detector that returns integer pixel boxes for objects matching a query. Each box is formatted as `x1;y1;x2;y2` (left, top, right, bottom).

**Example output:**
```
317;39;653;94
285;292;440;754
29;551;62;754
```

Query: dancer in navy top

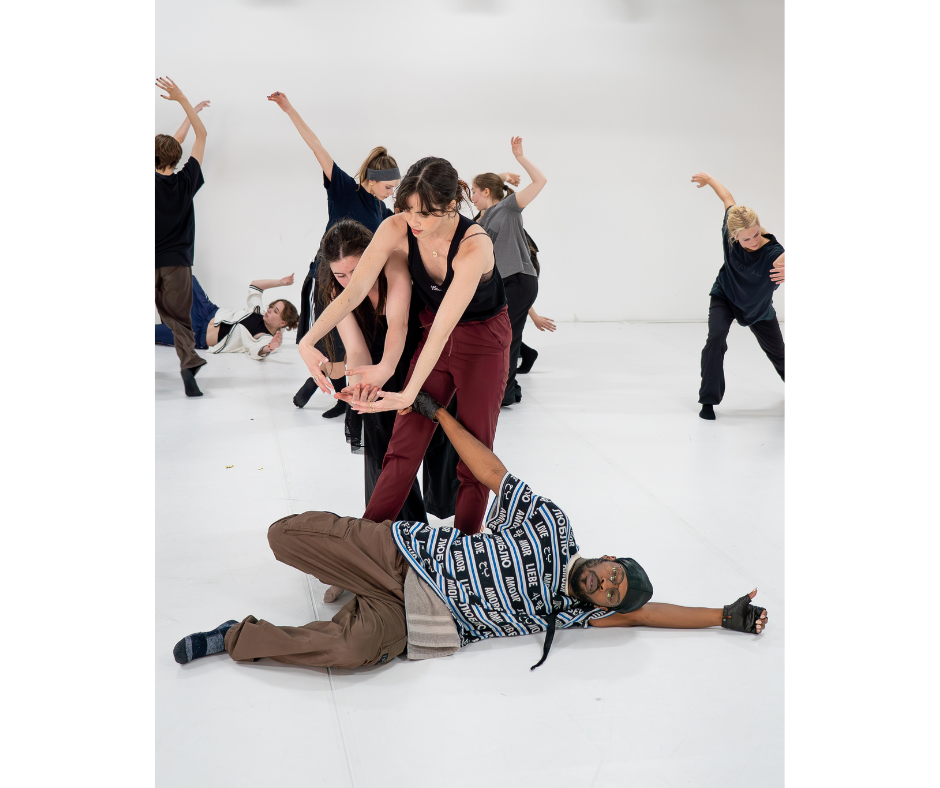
267;90;401;416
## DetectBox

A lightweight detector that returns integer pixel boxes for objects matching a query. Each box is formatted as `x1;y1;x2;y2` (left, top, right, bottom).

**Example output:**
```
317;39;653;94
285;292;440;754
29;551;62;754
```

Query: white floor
156;321;784;788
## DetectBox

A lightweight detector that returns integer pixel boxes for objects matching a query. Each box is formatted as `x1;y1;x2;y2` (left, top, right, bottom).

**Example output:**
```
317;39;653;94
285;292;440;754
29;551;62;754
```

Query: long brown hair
316;220;388;362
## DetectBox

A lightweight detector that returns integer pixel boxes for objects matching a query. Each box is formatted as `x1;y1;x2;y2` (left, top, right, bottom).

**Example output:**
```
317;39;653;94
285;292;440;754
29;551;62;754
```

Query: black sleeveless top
406;214;506;323
217;312;269;342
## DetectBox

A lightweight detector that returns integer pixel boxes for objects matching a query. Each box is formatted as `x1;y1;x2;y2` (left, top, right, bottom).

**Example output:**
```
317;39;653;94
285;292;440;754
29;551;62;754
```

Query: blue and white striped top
392;473;615;647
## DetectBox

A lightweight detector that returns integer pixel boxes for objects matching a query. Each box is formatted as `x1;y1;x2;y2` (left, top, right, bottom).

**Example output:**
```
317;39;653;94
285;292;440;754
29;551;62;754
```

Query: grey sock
173;620;238;664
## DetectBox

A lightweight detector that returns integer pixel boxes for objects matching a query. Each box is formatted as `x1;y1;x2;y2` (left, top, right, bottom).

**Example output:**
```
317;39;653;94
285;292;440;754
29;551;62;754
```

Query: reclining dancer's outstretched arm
409;391;768;635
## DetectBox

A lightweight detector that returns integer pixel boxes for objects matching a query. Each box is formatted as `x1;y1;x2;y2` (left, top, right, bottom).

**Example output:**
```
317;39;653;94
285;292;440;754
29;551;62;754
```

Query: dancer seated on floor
156;274;299;360
173;391;768;671
691;172;785;420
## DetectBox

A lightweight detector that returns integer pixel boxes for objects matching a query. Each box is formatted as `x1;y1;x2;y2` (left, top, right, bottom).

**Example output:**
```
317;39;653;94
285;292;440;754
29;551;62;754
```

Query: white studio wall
156;0;783;323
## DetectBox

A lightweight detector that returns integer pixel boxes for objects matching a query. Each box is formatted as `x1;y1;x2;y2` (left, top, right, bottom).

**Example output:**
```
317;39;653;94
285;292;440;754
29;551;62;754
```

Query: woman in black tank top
299;157;511;535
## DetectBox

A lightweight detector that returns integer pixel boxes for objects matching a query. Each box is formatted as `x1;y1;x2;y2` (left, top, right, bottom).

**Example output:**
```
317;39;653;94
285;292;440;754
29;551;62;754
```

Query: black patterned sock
173;620;238;665
699;404;716;420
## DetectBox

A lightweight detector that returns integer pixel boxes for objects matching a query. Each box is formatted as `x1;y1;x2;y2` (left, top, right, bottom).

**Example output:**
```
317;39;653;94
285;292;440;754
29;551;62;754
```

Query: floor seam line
260;363;358;788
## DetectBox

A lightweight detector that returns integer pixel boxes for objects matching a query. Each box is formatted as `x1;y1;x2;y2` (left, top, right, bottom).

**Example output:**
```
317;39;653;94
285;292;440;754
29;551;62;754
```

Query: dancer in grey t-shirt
471;137;550;407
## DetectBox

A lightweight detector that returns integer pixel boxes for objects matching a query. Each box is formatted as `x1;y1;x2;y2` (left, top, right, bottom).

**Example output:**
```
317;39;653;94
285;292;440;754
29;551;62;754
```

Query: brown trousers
224;512;409;669
155;266;204;371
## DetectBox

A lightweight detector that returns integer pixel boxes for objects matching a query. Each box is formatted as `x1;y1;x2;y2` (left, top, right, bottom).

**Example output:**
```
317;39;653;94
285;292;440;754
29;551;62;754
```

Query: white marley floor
156;321;784;788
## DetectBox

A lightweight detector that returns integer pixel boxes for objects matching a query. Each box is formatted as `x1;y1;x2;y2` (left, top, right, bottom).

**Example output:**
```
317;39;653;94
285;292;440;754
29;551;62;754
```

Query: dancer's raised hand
267;91;293;112
280;273;295;286
156;76;186;103
194;100;211;112
500;171;521;186
691;172;712;188
769;254;785;284
268;330;283;351
510;136;525;158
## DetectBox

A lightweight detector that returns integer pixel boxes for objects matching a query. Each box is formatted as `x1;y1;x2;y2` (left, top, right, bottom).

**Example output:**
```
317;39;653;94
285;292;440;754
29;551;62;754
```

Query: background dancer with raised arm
267;90;401;417
173;391;768;671
691;172;786;420
471;137;549;406
300;157;511;536
155;77;209;397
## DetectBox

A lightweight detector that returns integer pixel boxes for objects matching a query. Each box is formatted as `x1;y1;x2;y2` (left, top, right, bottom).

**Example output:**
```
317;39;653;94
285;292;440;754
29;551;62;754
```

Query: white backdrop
156;0;783;322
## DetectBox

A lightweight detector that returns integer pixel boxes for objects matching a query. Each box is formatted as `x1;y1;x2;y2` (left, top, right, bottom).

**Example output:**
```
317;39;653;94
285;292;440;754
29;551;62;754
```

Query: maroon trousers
363;307;510;534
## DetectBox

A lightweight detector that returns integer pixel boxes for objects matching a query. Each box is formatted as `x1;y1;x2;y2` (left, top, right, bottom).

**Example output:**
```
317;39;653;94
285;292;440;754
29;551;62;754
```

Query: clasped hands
305;350;415;414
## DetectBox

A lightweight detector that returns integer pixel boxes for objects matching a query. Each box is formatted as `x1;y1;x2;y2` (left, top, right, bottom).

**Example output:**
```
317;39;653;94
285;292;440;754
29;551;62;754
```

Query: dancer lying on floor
691;172;785;420
156;274;299;360
174;391;768;671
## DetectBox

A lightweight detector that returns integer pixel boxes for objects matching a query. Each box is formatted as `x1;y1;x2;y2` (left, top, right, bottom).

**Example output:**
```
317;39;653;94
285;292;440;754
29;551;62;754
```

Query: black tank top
217;312;269;342
406;213;506;323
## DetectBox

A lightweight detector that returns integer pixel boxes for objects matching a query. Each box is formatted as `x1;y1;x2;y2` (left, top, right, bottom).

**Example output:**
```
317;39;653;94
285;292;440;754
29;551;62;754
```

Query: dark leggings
699;294;785;405
502;272;539;405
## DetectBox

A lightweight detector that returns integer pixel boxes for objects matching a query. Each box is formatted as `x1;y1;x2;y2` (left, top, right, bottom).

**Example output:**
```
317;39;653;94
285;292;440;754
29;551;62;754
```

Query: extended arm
422;400;507;496
590;603;721;629
299;217;403;384
510;137;547;210
156;78;207;164
250;273;294;291
172;100;210;143
267;91;334;178
691;172;735;209
590;588;767;633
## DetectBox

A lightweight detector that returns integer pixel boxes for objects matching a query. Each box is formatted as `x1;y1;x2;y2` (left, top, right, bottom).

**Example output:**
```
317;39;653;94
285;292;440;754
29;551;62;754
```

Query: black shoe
699;404;715;420
518;345;538;374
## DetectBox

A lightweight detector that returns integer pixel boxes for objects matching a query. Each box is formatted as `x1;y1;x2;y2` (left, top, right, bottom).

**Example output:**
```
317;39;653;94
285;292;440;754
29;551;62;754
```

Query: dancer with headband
691;172;785;420
267;90;401;417
471;137;549;406
300;157;510;536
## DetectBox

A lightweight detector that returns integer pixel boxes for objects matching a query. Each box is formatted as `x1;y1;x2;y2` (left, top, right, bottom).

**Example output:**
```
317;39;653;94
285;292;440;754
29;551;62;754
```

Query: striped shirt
392;473;614;648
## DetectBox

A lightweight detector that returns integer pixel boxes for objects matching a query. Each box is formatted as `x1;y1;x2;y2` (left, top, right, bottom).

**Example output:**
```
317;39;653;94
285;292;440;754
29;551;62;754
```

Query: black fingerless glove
721;594;766;633
412;391;443;422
